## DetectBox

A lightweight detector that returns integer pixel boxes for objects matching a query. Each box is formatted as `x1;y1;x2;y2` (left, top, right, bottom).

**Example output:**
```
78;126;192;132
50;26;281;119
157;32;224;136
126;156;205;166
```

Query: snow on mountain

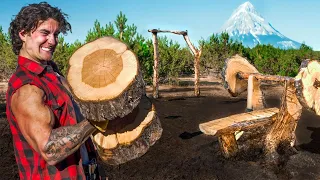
219;1;301;49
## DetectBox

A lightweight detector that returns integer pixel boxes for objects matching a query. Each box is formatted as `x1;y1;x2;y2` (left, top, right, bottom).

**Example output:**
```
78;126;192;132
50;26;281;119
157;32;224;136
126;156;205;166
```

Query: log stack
67;37;163;165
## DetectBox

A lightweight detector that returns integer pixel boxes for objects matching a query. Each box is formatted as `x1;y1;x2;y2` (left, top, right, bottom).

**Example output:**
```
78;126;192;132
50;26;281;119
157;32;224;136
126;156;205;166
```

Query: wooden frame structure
148;29;202;98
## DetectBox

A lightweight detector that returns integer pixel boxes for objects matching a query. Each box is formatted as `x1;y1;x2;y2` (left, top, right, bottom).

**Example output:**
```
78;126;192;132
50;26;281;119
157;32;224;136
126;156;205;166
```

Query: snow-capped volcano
219;1;301;49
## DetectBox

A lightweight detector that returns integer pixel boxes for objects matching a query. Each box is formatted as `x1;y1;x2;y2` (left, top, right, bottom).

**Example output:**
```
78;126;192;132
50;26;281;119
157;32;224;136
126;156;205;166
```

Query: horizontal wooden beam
237;72;294;83
148;29;187;36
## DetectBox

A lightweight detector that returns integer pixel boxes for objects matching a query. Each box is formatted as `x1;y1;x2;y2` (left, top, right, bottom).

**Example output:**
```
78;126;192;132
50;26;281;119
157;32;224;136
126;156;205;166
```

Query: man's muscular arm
11;84;96;165
44;120;94;165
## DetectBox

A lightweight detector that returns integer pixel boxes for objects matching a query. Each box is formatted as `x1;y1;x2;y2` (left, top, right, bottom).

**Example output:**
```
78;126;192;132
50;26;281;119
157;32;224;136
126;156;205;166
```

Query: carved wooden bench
199;108;279;158
199;107;279;158
199;55;306;160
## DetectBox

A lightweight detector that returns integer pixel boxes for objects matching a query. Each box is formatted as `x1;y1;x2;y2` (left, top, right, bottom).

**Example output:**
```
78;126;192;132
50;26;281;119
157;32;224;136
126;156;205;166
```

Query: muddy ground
1;78;320;180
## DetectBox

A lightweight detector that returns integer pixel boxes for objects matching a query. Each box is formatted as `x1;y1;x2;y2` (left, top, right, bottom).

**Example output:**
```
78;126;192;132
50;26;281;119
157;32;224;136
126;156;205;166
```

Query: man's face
19;18;60;62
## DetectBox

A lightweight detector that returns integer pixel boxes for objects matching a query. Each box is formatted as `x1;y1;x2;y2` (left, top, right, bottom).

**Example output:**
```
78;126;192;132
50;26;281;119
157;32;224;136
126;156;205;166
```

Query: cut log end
67;36;145;121
222;54;259;97
82;49;123;88
76;70;145;121
294;60;320;115
67;36;139;102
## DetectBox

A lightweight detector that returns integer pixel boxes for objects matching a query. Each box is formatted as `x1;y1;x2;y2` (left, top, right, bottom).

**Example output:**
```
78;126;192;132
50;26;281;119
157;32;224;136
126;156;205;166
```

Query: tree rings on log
92;95;163;165
222;54;259;97
67;37;145;121
295;60;320;115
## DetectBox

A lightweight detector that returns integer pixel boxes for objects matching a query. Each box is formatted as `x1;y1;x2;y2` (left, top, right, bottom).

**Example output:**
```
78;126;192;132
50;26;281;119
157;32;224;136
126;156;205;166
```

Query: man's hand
88;120;109;132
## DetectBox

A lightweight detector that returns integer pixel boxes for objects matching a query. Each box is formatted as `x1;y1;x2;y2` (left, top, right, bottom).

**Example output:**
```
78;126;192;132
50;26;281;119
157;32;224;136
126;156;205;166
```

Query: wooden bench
211;55;303;161
199;107;279;158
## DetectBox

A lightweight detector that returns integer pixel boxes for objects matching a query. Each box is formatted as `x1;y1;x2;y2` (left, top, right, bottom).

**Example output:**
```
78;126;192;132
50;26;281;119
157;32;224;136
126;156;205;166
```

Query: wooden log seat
199;107;279;158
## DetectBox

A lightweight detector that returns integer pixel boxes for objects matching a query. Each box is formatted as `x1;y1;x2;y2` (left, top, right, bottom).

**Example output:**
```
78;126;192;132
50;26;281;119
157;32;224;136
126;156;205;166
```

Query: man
6;2;107;179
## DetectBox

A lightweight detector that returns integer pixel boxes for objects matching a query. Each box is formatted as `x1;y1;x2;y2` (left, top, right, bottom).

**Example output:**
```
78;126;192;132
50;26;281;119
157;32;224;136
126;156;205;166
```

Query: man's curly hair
9;2;71;55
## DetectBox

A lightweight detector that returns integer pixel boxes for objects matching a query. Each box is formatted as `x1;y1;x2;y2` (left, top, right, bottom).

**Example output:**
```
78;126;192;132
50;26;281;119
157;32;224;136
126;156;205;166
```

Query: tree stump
92;95;163;165
67;37;145;121
264;81;302;163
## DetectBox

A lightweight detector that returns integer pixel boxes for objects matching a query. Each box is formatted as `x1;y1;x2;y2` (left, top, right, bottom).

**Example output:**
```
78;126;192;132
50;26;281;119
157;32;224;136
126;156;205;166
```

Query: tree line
0;12;319;83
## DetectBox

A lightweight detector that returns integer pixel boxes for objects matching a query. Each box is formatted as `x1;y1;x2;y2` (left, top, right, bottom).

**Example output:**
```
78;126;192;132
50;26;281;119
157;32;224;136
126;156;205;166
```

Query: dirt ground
1;77;320;180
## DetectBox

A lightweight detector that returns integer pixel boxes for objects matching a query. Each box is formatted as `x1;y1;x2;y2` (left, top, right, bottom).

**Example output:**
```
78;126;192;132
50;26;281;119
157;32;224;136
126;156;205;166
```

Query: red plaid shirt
6;56;95;180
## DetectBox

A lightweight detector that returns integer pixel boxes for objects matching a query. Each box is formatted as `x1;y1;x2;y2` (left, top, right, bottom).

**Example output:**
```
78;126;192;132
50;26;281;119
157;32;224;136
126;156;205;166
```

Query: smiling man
6;2;107;180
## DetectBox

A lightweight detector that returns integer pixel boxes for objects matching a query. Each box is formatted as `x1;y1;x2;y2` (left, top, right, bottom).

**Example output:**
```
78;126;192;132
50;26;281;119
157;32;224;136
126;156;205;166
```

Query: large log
67;37;145;121
295;59;320;115
92;95;163;165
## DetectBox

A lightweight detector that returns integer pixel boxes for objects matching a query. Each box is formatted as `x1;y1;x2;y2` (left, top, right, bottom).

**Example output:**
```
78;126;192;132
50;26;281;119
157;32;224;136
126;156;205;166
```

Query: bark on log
218;133;238;158
222;55;259;97
67;37;145;121
92;95;163;165
194;52;201;96
264;81;302;162
295;60;320;115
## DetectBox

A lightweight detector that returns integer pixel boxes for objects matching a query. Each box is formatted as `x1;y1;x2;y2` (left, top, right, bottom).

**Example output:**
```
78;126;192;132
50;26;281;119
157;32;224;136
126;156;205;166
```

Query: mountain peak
218;1;301;49
235;1;256;14
221;2;274;36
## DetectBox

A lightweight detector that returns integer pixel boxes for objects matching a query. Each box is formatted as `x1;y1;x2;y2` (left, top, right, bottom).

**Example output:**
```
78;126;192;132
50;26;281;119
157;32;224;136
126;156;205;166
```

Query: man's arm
11;84;96;165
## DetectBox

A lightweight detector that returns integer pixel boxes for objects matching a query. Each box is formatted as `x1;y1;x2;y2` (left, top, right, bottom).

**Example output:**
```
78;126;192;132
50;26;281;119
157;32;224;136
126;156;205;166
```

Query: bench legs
218;133;238;158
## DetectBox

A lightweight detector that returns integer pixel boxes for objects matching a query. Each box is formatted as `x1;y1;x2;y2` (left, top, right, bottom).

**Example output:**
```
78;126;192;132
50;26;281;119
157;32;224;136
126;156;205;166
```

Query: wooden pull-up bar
148;29;202;98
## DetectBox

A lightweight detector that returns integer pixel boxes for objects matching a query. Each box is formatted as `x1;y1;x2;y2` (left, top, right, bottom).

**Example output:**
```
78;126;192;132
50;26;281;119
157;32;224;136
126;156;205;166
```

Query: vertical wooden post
247;75;254;111
151;32;159;99
251;76;266;110
182;35;202;97
237;74;266;141
246;75;266;111
194;51;201;96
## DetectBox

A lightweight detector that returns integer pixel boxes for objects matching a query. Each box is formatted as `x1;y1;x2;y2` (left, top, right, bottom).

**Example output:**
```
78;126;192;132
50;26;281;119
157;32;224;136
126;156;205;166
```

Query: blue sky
1;0;319;50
